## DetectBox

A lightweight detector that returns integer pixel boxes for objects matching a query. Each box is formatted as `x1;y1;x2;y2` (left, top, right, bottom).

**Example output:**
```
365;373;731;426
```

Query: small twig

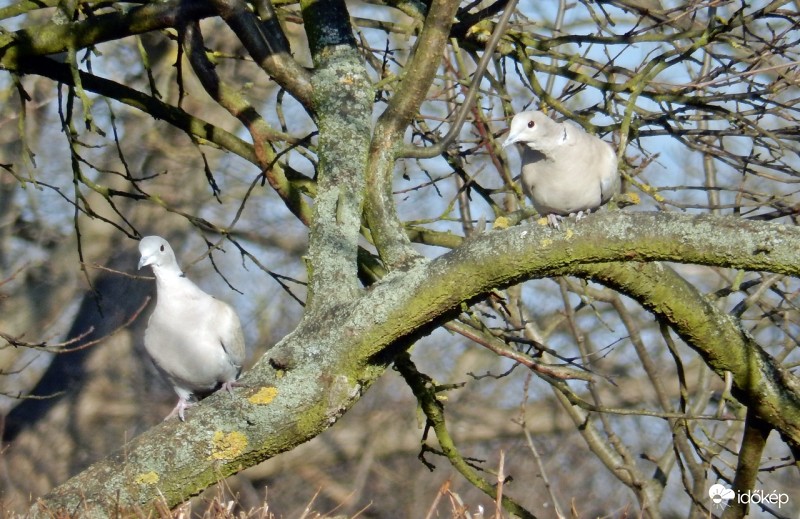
494;451;504;519
0;296;151;354
522;426;565;518
400;0;520;158
84;263;153;280
445;320;597;382
423;479;450;519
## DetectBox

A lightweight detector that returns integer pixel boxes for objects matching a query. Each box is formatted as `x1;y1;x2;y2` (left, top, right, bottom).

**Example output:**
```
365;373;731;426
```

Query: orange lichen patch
133;471;159;485
248;386;279;405
209;431;248;461
493;216;510;230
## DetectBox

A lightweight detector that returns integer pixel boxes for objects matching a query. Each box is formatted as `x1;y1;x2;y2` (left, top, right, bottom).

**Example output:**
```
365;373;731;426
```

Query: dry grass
166;481;493;519
17;481;497;519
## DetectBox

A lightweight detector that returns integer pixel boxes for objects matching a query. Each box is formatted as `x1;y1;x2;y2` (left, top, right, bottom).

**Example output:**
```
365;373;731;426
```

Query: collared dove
138;236;245;421
503;111;619;228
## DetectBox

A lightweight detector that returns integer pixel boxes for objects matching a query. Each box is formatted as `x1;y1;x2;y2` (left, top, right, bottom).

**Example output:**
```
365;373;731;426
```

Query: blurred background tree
0;0;799;517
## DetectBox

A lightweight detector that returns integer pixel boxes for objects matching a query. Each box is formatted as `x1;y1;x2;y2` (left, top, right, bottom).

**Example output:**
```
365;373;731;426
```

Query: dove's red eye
527;121;535;128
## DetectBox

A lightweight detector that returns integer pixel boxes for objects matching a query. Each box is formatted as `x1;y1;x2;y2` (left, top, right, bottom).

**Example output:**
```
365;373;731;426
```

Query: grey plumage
503;111;619;228
138;236;245;421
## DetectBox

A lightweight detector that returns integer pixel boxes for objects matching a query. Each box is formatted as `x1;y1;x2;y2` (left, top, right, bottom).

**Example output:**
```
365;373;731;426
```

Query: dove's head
502;111;563;152
138;236;178;271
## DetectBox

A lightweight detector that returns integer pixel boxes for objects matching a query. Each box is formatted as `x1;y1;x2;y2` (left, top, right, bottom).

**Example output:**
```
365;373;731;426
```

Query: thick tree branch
364;0;462;269
570;260;800;447
181;21;312;225
300;0;373;309
364;0;517;269
211;0;314;110
36;212;800;516
16;57;257;164
0;1;214;69
721;410;771;519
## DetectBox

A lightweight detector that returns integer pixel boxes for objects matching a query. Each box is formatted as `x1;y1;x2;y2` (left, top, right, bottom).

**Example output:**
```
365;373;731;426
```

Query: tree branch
398;0;518;159
722;410;771;519
568;259;800;449
300;0;372;309
394;352;536;519
16;57;256;164
180;21;312;225
364;0;462;270
211;0;314;111
35;212;800;515
0;0;214;69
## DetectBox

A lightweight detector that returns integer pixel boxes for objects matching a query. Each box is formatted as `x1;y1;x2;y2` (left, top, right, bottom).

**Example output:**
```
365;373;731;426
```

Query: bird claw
546;210;592;229
221;379;245;395
164;382;243;422
546;214;563;229
165;398;195;422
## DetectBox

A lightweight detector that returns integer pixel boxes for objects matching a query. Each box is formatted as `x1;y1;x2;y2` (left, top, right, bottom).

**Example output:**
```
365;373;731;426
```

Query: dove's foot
220;379;246;395
546;214;563;229
165;397;195;422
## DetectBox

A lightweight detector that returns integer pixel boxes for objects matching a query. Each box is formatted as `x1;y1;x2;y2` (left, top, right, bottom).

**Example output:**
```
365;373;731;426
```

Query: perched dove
138;236;245;421
503;111;619;228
